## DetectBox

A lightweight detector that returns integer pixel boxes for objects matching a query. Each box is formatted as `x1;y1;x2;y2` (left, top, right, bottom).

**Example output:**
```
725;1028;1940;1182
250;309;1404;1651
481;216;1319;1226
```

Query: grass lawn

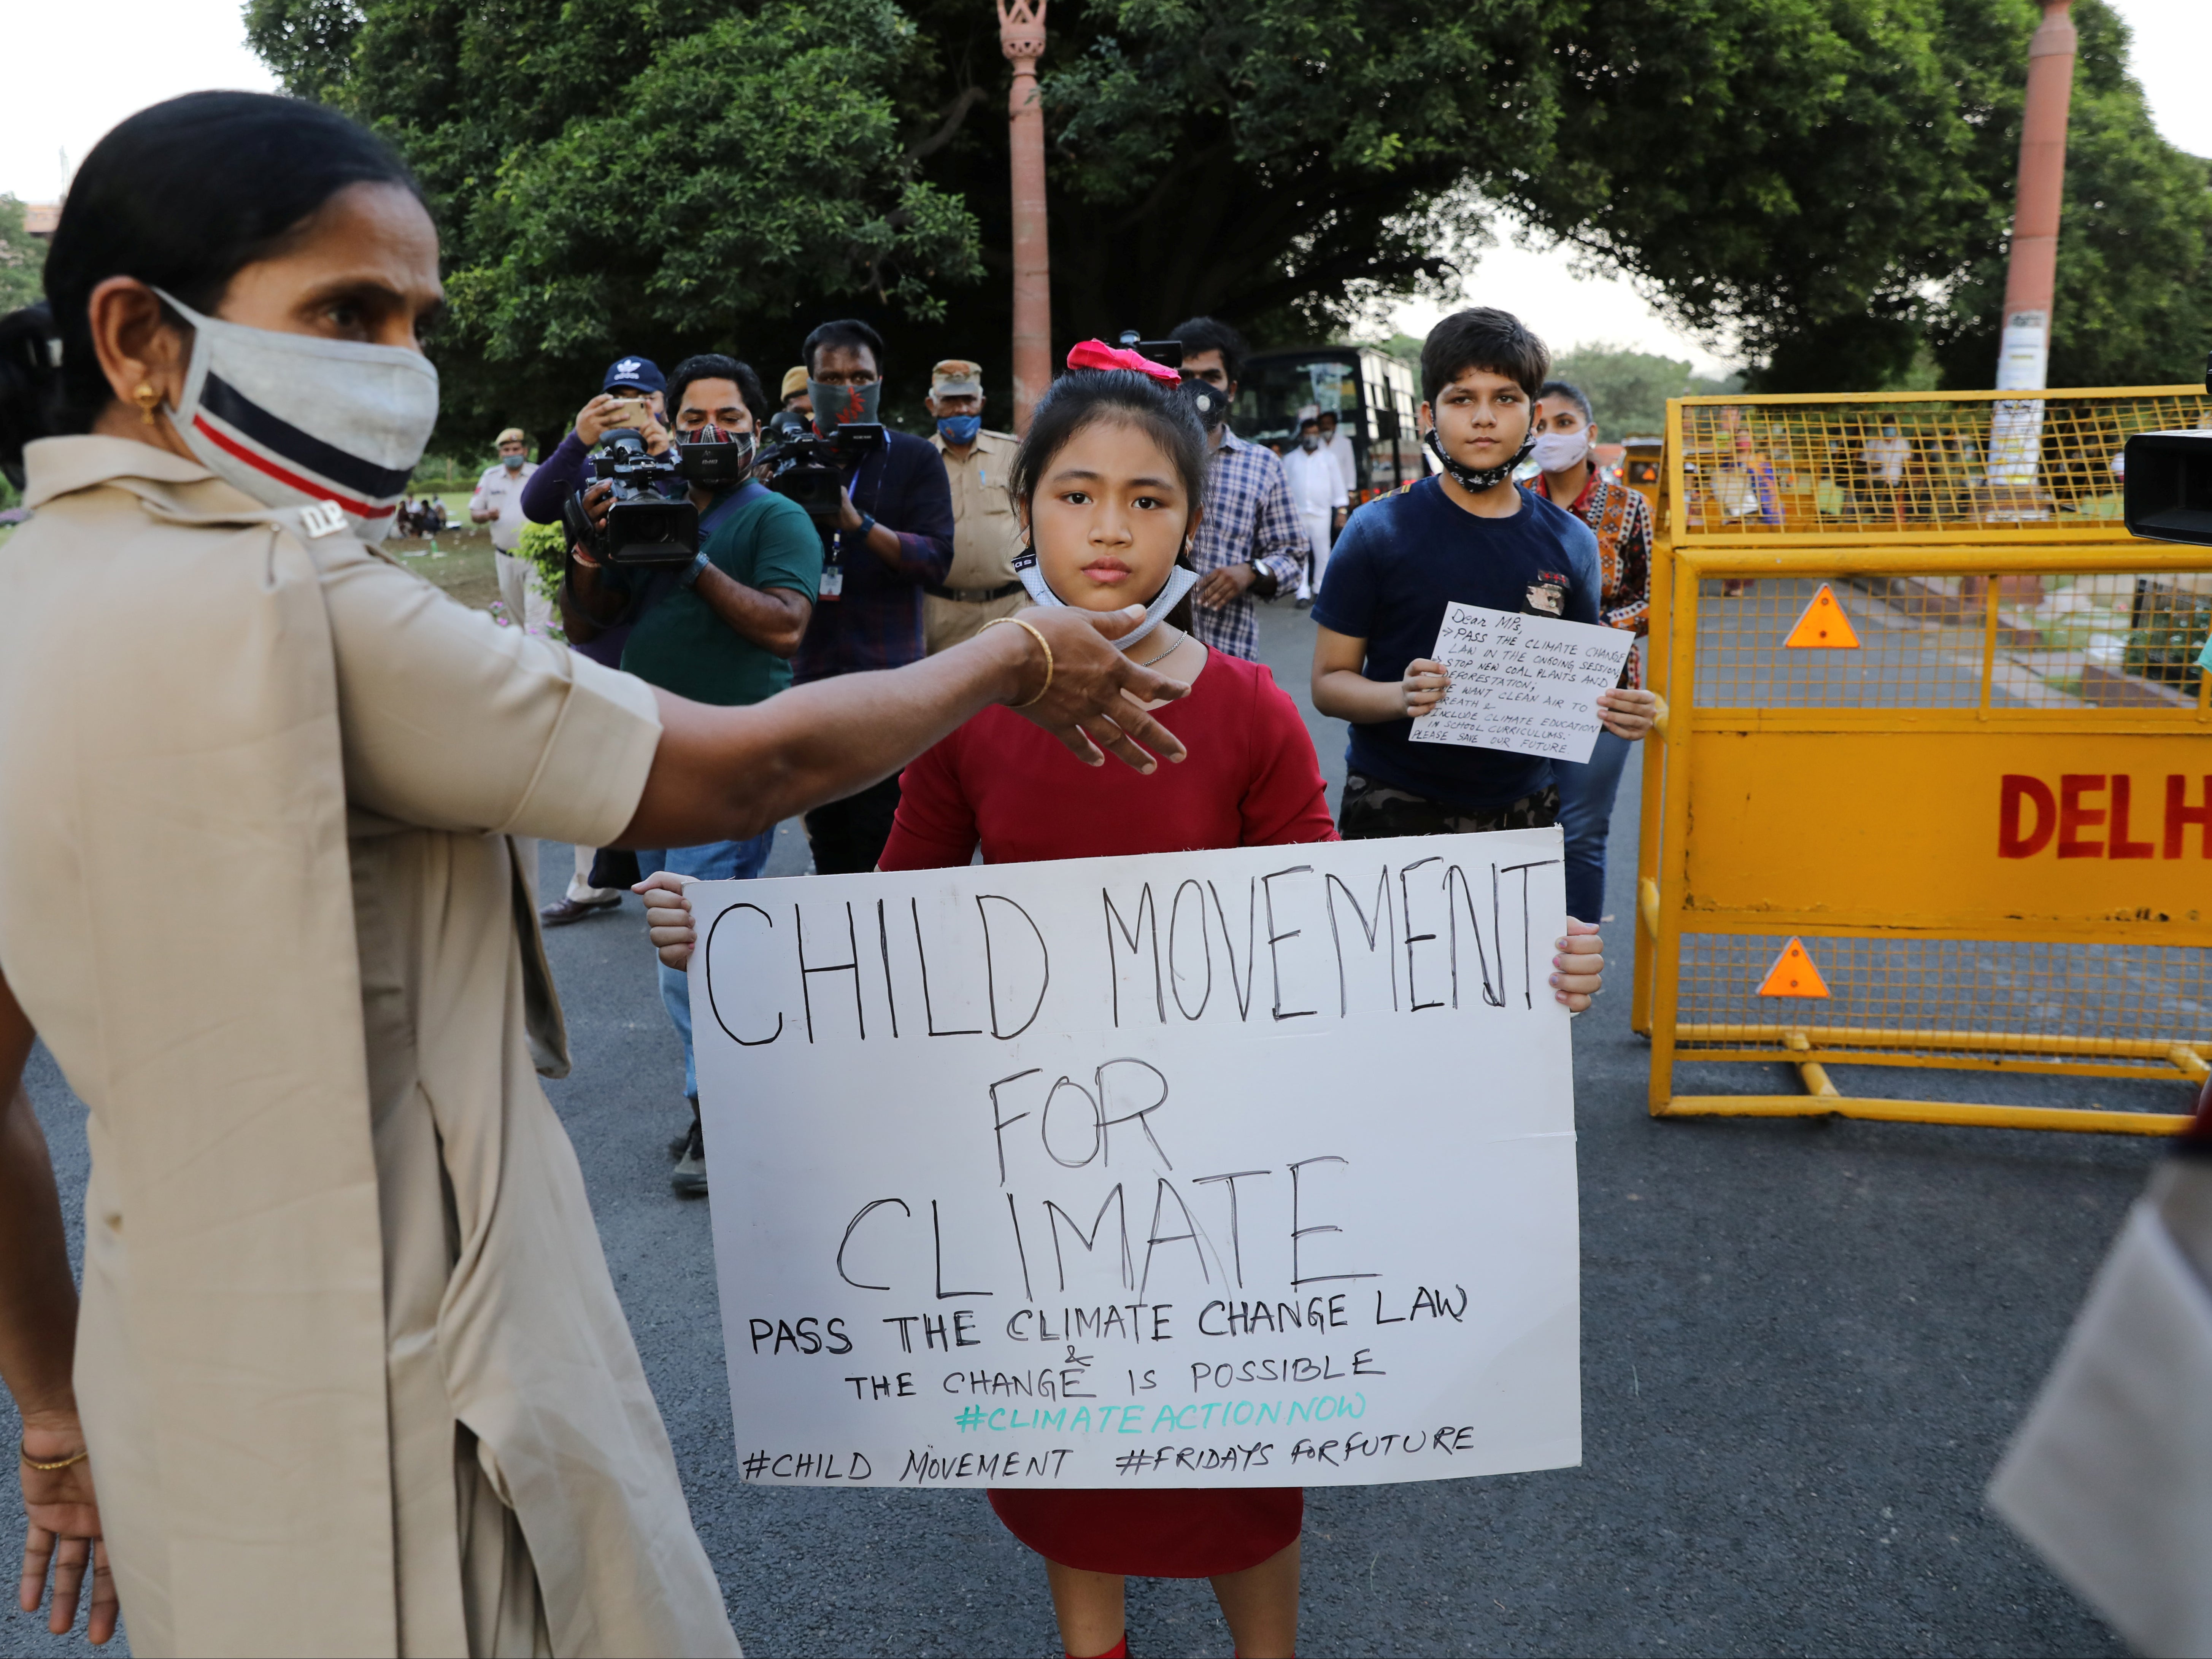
388;493;501;611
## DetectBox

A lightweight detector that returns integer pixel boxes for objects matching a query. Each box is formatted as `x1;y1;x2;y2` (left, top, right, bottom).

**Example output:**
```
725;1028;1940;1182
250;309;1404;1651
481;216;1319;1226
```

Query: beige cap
495;426;527;446
780;365;810;400
931;359;985;398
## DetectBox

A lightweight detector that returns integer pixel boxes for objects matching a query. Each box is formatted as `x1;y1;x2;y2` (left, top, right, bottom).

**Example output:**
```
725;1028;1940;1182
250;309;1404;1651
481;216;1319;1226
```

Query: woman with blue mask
0;93;1193;1658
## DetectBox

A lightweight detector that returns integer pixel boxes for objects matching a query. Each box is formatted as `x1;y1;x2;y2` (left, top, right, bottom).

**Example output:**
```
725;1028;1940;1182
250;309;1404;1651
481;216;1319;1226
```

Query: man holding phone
524;354;671;930
519;354;670;527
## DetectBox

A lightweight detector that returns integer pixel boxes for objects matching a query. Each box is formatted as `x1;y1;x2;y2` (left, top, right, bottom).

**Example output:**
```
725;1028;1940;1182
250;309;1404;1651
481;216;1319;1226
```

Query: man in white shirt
1315;407;1359;500
1283;407;1350;605
470;427;546;631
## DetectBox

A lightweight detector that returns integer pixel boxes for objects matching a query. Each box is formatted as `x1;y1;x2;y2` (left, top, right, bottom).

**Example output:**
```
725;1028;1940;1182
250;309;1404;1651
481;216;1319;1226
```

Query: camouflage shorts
1337;772;1560;841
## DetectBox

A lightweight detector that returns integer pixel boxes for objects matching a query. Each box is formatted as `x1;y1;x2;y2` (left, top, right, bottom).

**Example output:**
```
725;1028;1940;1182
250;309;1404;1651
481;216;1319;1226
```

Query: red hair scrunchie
1064;338;1184;386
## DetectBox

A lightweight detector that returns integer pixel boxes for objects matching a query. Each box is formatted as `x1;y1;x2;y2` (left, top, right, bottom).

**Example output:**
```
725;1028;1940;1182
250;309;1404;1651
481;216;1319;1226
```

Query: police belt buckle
928;580;1026;604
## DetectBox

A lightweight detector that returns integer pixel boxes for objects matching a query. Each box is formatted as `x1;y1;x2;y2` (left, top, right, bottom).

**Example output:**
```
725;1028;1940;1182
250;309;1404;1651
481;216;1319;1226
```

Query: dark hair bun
22;91;422;465
0;302;60;490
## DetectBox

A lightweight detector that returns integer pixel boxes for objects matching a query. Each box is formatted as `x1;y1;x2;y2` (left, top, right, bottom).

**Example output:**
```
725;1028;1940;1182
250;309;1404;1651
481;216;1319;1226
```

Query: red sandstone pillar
999;0;1051;435
1988;1;2076;493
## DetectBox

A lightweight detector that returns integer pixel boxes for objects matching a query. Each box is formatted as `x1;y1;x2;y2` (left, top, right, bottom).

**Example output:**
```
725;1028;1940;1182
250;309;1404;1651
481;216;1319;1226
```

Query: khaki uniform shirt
924;427;1026;653
0;439;740;1659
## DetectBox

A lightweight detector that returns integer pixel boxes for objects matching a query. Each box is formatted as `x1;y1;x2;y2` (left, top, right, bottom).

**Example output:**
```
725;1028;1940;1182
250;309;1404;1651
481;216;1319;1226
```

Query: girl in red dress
641;352;1610;1659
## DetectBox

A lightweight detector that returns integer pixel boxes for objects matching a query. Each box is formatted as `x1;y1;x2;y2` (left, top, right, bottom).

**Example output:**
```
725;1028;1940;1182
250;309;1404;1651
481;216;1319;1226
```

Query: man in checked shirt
1166;316;1307;658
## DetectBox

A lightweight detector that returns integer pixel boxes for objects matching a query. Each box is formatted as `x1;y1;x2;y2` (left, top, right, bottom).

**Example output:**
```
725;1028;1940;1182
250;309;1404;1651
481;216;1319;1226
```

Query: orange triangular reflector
1783;584;1859;649
1756;937;1831;999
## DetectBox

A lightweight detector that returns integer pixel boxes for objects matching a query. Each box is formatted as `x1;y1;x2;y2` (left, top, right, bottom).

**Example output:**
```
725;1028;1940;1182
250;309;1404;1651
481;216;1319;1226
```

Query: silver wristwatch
677;551;711;590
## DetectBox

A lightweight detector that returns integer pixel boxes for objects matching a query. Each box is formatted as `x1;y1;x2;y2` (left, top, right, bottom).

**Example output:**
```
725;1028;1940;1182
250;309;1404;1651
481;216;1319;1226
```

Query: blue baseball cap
602;355;665;394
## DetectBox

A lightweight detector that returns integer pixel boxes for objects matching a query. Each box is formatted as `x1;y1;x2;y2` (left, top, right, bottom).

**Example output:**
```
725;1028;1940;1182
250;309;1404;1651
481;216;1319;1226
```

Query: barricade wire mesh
1675;934;2212;1072
1689;571;2212;710
1676;392;2212;536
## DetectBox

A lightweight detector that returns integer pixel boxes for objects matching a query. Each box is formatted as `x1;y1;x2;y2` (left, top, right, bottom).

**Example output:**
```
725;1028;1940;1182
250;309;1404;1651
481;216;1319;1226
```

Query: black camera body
564;429;697;567
2121;353;2212;546
755;412;889;532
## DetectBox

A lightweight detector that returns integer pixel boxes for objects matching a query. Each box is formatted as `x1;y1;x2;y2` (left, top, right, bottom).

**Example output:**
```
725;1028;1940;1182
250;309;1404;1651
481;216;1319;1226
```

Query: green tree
0;197;44;317
248;0;2210;426
1547;345;1697;439
1926;1;2212;389
246;0;983;448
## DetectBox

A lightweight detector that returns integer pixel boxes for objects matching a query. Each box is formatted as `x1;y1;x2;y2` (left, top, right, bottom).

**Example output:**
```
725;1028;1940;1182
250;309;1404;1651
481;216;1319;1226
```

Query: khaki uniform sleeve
314;541;662;845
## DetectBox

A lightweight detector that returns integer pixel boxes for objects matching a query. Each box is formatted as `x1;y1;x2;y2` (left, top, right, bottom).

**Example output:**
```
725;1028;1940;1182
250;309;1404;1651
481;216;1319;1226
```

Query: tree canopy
245;0;2212;447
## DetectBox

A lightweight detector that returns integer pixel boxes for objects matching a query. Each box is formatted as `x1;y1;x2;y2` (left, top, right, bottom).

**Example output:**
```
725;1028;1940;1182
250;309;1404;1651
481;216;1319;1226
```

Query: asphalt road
4;597;2187;1657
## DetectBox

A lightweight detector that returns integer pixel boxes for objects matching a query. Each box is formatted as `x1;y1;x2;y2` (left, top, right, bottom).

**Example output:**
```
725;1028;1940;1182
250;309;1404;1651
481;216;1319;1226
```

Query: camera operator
518;354;670;526
559;354;821;1195
792;318;956;872
522;355;672;930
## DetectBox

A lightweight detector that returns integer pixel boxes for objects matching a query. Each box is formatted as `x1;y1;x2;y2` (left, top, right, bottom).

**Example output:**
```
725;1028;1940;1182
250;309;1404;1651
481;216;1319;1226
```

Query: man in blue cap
524;355;673;927
519;354;670;529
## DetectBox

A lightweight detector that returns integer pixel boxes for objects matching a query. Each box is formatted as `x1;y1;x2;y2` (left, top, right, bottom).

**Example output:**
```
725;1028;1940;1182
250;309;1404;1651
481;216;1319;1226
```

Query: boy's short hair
1421;308;1550;404
1167;315;1250;384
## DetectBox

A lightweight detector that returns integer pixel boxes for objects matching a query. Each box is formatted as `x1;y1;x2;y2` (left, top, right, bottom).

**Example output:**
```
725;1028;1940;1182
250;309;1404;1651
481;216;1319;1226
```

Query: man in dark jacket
791;318;956;872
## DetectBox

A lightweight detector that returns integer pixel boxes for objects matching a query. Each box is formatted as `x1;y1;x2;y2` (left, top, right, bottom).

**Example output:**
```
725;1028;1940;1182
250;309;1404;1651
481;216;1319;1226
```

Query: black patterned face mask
1424;425;1534;493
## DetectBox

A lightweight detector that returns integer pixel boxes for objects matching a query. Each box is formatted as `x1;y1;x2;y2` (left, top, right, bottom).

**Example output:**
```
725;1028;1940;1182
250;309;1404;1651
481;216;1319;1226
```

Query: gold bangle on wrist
19;1437;89;1472
981;616;1054;709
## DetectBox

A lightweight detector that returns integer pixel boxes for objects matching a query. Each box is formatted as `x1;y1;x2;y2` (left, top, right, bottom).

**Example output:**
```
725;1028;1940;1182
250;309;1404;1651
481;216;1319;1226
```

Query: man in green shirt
560;353;821;1194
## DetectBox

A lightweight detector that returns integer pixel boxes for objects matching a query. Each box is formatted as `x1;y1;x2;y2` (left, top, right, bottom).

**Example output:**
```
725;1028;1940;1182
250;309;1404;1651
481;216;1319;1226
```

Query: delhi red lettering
1999;774;2210;859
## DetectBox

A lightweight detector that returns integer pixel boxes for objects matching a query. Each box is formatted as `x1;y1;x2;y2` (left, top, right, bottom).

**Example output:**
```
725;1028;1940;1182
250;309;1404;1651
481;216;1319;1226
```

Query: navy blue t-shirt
1311;477;1602;810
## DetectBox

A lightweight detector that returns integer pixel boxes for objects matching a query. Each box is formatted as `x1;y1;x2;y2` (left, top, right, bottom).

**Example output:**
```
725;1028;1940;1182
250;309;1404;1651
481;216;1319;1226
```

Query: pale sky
2;0;2204;375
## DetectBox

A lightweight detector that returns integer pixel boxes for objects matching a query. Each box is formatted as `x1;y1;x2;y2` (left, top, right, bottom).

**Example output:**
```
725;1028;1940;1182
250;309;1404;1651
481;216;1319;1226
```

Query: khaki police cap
495;426;527;447
780;365;810;400
930;359;985;399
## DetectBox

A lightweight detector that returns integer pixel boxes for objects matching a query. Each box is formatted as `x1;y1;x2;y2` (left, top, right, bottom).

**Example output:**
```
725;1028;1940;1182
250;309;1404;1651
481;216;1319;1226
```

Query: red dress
882;648;1335;1578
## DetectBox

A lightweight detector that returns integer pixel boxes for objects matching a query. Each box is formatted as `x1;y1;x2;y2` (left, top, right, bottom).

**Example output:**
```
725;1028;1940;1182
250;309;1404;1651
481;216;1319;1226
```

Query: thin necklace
1134;625;1185;667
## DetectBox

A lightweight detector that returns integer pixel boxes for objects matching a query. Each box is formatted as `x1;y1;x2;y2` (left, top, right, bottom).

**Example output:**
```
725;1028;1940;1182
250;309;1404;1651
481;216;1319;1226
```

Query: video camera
755;410;888;535
2122;352;2212;545
563;426;757;567
1116;328;1227;427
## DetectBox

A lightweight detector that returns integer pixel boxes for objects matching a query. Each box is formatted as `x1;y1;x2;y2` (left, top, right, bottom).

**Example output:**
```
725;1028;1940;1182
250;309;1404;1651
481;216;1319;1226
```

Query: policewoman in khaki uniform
0;94;1190;1659
922;358;1029;652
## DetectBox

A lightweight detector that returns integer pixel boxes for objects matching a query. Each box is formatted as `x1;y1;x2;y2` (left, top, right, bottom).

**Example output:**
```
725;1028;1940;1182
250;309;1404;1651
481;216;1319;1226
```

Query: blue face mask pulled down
936;414;982;446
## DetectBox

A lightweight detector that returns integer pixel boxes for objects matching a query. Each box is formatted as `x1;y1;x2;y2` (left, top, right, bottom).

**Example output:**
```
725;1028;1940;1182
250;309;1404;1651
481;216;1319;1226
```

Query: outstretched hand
18;1417;114;1645
999;606;1192;772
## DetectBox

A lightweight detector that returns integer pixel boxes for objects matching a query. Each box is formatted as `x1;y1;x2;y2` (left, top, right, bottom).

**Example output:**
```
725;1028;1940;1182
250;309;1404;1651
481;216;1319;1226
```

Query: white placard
1409;602;1635;763
691;831;1580;1491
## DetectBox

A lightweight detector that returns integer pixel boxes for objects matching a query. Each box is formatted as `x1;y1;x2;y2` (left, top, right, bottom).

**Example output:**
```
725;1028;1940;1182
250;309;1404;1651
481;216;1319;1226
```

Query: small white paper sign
691;831;1581;1491
1409;602;1635;763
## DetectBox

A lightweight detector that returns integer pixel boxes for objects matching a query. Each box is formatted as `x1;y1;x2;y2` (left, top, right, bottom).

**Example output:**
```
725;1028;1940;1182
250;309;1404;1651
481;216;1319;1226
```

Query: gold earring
134;383;162;426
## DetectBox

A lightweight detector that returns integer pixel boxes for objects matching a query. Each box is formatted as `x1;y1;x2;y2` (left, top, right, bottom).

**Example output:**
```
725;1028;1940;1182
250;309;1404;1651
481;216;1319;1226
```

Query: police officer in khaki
923;359;1028;652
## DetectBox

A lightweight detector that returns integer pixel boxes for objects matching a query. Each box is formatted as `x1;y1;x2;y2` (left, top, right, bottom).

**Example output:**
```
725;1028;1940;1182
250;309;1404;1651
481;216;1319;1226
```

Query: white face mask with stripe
153;287;440;542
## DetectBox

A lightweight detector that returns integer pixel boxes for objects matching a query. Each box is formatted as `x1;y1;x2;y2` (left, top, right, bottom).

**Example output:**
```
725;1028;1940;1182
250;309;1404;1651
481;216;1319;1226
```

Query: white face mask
1531;428;1591;474
153;287;440;543
1012;551;1200;652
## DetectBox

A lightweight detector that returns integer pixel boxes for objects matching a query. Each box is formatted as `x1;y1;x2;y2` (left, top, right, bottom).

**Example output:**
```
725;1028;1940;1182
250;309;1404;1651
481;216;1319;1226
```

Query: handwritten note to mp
1409;603;1635;764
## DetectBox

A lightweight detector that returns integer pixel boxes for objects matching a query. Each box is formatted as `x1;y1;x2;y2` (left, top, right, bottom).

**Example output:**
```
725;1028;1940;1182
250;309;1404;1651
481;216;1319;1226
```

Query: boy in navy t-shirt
1310;308;1658;874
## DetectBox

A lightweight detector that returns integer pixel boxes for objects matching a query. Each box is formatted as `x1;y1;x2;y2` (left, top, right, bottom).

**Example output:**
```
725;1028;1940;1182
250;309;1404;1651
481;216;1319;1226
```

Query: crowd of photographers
483;314;1386;1195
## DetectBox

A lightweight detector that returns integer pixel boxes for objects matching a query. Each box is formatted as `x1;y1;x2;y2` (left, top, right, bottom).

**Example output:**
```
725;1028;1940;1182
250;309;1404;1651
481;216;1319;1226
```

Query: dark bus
1232;346;1429;502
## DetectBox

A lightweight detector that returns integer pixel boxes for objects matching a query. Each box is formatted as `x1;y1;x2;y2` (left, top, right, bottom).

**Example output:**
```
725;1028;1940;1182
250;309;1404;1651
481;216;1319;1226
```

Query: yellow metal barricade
1632;387;2212;1135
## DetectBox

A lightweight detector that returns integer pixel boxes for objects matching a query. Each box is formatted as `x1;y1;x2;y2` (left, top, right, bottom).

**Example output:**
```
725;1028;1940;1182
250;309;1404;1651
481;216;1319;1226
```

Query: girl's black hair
1008;368;1210;631
0;91;424;486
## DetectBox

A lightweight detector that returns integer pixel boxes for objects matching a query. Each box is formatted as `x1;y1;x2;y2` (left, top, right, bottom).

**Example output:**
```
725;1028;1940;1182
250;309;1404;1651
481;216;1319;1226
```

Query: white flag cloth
1988;1157;2212;1658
